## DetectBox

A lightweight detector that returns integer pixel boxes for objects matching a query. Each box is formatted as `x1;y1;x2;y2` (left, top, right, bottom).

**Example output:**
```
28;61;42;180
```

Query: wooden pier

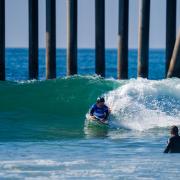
138;0;150;78
0;0;5;80
117;0;129;79
29;0;38;80
166;0;176;75
67;0;78;76
95;0;105;77
0;0;179;80
46;0;56;79
167;31;180;78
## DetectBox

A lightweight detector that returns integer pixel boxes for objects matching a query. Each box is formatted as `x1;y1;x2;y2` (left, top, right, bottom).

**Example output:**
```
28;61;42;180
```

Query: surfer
164;126;180;153
89;97;110;123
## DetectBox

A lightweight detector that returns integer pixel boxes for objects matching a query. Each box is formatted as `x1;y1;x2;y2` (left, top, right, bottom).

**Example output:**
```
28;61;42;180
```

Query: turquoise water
1;49;180;179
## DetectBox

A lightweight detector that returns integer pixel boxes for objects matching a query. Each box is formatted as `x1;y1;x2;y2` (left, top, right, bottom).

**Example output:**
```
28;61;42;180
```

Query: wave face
0;76;119;140
0;76;180;140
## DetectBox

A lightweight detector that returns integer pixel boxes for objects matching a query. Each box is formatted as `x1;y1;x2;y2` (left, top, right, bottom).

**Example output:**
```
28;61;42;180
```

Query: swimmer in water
164;126;180;153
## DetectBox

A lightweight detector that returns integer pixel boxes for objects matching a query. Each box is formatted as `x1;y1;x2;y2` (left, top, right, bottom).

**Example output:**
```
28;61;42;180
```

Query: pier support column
166;0;176;76
29;0;38;80
117;0;129;79
67;0;78;76
167;31;180;78
138;0;150;78
0;0;5;80
95;0;105;77
46;0;56;79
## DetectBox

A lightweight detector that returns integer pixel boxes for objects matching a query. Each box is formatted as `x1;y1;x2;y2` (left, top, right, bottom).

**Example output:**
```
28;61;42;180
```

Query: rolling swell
1;76;180;140
0;76;119;140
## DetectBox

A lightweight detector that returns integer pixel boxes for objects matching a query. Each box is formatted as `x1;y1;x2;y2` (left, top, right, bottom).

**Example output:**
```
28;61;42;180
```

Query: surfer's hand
90;115;95;120
101;118;107;122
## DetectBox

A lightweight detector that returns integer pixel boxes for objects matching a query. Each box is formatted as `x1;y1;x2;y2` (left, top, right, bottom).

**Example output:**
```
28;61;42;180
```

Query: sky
5;0;180;49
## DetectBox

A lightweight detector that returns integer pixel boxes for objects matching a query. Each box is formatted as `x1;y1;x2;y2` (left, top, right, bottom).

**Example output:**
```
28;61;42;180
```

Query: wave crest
105;78;180;131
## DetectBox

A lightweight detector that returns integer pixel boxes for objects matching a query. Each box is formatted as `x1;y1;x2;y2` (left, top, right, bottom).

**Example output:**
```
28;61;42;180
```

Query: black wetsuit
164;135;180;153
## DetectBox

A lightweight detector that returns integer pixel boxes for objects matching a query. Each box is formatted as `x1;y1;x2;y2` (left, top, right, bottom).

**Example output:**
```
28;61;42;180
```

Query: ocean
0;49;180;179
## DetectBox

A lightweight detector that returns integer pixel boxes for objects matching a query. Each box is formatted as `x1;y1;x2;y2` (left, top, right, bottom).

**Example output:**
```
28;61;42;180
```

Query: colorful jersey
90;104;109;119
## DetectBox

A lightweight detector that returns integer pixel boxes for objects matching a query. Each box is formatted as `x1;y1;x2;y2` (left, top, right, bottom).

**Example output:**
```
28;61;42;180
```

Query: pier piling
138;0;150;78
0;0;5;81
167;31;180;78
46;0;56;79
117;0;129;79
2;1;180;80
29;0;38;80
67;0;78;76
95;0;105;77
166;0;176;76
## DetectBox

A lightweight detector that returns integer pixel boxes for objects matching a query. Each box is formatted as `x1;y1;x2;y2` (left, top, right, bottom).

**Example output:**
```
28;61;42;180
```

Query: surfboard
86;116;109;129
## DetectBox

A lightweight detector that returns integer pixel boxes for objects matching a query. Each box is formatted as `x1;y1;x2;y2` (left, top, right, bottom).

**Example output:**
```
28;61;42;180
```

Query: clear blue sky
5;0;180;48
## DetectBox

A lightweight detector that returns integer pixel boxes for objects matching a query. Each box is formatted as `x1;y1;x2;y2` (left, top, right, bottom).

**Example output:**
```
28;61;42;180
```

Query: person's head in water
96;97;105;108
170;126;179;136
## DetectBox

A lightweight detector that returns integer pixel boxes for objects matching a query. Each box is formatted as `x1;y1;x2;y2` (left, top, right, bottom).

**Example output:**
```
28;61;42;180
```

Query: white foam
105;78;180;131
0;159;87;168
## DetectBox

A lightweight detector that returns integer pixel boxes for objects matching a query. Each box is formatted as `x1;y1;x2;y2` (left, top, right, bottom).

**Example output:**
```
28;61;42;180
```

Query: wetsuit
90;104;109;120
164;135;180;153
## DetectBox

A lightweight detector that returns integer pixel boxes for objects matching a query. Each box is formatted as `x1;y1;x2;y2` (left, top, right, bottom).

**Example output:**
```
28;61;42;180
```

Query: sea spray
105;78;180;131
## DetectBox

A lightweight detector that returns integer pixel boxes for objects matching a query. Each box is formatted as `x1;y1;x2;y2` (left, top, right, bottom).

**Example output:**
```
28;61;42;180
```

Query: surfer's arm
164;138;172;153
103;108;110;121
89;106;95;117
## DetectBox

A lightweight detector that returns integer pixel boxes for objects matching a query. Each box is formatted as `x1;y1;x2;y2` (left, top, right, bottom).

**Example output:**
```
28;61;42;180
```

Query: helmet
96;96;105;103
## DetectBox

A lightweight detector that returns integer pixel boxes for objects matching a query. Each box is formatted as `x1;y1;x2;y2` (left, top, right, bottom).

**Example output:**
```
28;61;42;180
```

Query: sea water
0;49;180;179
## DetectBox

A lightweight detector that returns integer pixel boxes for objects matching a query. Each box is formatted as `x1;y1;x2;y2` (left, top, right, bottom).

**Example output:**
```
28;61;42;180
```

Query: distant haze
5;0;180;49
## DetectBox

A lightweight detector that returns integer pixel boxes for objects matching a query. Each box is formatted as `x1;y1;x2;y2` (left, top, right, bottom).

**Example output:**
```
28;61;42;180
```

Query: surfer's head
170;126;179;136
96;97;105;107
97;97;105;103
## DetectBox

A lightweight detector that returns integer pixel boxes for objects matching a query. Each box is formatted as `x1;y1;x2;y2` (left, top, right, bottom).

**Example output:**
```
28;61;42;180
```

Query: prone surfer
164;125;180;153
89;97;110;123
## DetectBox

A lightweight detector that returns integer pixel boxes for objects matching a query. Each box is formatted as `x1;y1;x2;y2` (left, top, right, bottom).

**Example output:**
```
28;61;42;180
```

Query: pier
166;0;176;75
117;0;129;79
0;0;5;80
67;0;78;76
95;0;105;77
167;31;180;78
29;0;38;80
0;0;179;80
46;0;56;79
138;0;150;78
